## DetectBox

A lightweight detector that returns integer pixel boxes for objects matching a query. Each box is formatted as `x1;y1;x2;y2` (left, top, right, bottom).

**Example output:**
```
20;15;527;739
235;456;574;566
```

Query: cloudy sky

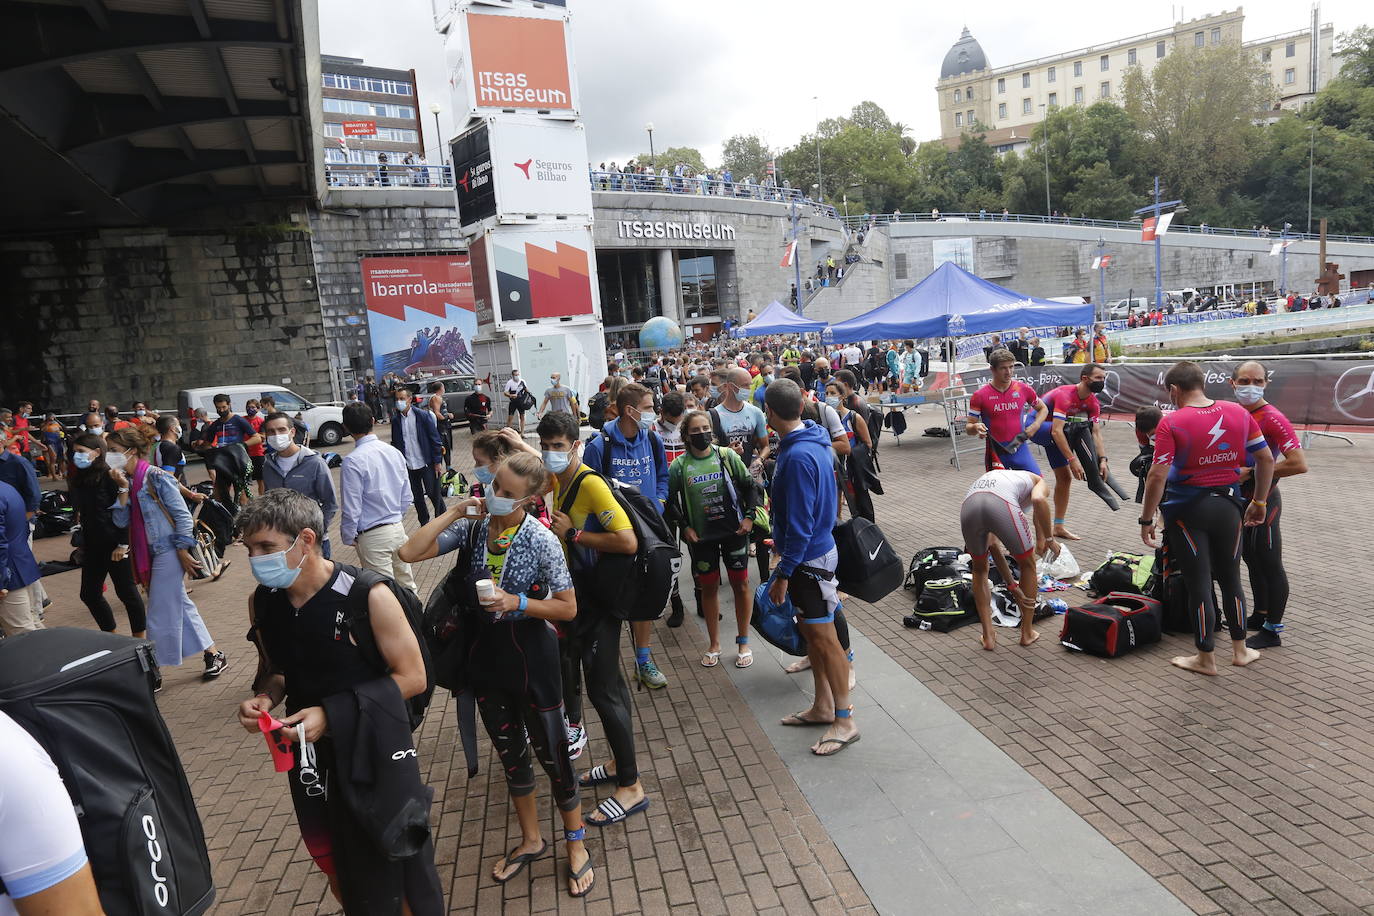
322;0;1365;167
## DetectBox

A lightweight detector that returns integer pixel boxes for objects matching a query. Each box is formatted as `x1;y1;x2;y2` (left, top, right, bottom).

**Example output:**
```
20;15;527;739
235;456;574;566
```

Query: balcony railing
589;170;841;219
324;163;453;189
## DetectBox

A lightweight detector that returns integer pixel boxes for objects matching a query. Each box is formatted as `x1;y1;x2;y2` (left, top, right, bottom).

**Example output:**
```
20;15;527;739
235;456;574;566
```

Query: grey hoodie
263;446;338;536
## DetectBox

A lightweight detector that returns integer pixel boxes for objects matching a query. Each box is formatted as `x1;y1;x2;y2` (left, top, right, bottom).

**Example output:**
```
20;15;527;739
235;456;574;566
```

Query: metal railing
589;170;840;219
324;163;453;189
843;211;1374;246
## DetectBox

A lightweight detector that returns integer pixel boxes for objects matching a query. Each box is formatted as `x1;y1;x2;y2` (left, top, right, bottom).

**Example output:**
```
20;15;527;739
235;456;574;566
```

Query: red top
969;381;1042;443
1153;401;1266;488
1043;385;1100;424
1248;403;1300;459
245;414;265;457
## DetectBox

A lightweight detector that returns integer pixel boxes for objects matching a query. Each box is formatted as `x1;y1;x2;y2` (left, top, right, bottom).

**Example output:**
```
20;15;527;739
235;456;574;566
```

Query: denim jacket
112;465;195;556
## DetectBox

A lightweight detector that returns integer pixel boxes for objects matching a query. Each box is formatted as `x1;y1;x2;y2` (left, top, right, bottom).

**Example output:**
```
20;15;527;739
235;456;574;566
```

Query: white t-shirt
504;377;526;399
842;345;863;368
964;469;1038;511
0;713;88;915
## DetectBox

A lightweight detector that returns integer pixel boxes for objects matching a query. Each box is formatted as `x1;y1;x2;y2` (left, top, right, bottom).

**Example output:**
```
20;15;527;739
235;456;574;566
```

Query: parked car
1107;297;1149;320
177;385;347;447
421;374;477;429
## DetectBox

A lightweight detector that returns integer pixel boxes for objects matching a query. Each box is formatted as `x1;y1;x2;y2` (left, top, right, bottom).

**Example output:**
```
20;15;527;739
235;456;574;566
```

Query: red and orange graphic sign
466;13;574;112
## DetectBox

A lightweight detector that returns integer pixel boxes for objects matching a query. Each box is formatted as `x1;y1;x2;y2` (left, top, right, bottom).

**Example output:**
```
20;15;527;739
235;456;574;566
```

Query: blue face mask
485;493;524;516
636;409;657;431
73;451;95;469
473;465;496;485
709;386;720;399
543;450;571;474
249;534;304;589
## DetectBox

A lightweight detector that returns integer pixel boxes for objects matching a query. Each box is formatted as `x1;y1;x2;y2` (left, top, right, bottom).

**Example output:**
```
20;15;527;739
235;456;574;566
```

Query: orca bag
832;517;904;604
908;577;978;632
0;629;215;916
903;546;965;594
1059;594;1162;657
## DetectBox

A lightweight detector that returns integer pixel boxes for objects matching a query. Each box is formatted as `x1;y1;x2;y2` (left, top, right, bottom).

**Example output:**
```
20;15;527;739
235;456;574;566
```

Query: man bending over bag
960;469;1054;651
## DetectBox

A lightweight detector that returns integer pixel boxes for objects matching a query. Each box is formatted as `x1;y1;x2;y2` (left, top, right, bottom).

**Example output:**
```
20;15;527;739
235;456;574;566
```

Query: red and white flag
1142;213;1174;241
780;239;798;268
1268;240;1295;256
1091;255;1113;269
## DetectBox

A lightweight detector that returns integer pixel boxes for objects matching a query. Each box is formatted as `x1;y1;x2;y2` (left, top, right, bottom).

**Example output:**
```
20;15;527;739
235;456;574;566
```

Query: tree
1336;25;1374;88
1238;116;1374;235
1063;161;1139;220
1121;44;1274;223
636;145;706;173
720;135;772;183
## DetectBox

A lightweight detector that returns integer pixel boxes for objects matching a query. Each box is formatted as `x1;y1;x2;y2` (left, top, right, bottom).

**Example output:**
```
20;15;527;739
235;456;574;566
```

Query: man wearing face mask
1026;363;1130;538
198;394;261;507
810;357;833;400
539;372;577;419
464;382;492;434
244;398;268;496
710;368;770;475
262;412;338;559
390;385;446;526
504;370;531;435
1230;361;1307;650
583;384;671;689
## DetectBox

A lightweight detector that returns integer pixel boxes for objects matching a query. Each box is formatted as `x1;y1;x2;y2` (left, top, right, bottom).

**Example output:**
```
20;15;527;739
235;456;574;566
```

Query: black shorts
688;534;749;584
789;567;836;622
250;454;266;479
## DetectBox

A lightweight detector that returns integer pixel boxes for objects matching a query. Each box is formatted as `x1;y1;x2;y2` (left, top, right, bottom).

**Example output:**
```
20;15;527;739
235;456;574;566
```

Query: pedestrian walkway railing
589;170;840;219
843;211;1374;246
1095;300;1374;349
324;163;453;189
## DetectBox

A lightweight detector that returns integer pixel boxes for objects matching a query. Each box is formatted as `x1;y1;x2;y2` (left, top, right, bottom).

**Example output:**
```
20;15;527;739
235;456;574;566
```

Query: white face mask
1234;384;1264;405
267;433;293;450
106;451;129;470
396;399;409;412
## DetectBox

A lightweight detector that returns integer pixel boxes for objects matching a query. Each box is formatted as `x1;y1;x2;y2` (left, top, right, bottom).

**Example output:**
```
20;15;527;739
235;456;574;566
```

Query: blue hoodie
771;420;837;577
583;420;669;511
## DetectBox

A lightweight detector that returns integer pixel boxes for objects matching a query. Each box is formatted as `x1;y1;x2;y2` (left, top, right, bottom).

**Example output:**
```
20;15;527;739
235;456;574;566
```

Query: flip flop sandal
493;839;548;884
579;764;615;787
812;734;861;757
735;649;754;668
780;712;832;727
587;795;650;827
701;651;721;668
567;856;596;898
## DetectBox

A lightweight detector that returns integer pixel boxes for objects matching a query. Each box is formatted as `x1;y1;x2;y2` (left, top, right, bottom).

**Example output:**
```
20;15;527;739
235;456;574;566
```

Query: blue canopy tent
732;300;828;338
824;261;1095;343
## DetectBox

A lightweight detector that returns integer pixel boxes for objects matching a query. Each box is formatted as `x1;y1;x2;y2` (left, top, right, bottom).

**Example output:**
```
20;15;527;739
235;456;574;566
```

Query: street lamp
813;95;822;202
645;122;655;169
1306;124;1316;235
1039;104;1051;218
1096;236;1107;319
1133;176;1184;311
429;102;443;173
1280;222;1292;295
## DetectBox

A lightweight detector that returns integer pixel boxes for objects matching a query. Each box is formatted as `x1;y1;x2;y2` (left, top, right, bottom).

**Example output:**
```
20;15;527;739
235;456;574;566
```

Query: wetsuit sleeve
434;519;470;556
1242;412;1267;454
1262;409;1301;455
968;388;984;421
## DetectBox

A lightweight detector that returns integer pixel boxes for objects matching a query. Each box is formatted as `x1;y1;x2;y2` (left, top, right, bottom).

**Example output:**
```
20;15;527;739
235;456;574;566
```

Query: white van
176;386;347;447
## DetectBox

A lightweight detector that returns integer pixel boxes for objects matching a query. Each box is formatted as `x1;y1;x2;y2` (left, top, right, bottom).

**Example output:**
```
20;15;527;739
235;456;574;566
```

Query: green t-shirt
669;446;750;540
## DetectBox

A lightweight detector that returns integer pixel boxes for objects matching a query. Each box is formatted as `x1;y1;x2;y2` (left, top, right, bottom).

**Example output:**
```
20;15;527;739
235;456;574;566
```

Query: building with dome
935;9;1334;156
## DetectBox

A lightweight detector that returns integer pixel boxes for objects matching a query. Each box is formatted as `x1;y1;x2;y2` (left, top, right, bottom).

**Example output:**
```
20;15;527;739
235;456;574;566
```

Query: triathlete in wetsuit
967;348;1047;474
1230;360;1308;650
1139;361;1274;677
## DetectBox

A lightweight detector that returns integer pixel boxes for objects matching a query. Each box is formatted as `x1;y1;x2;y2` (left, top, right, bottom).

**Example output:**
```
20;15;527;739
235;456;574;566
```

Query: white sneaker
567;722;588;761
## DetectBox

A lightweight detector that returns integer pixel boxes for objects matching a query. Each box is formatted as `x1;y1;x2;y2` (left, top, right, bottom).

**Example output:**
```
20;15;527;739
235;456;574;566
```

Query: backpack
344;567;435;730
587;390;609;430
904;546;965;594
1086;552;1155;598
558;465;681;621
750;581;808;657
905;577;977;631
0;629;216;916
832;517;904;604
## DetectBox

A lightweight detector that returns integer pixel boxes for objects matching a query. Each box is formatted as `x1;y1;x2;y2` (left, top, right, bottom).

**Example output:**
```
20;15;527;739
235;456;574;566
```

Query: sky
321;0;1366;167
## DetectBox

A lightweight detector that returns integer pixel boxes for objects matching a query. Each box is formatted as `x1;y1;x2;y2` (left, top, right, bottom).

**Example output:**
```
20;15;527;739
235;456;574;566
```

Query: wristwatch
564;527;578;546
1137;517;1153;525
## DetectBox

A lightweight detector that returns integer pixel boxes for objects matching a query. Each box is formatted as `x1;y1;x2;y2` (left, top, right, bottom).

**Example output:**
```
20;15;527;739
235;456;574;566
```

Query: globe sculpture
639;315;684;351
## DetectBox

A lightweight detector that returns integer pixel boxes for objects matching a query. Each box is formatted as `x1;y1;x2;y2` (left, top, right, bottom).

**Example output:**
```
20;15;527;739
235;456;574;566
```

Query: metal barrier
589;170;840;219
842;211;1374;246
324;163;453;189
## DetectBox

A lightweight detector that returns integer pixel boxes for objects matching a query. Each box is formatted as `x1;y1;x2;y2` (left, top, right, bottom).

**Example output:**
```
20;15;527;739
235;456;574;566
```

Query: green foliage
636;146;706;173
720;135;772;183
1336;26;1374;88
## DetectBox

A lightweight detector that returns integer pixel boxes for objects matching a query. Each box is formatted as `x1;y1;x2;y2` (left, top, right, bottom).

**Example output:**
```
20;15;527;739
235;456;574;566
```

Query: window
894;252;908;280
954;112;963;127
1073;86;1084;104
1073;60;1083;77
1285;41;1296;57
954;89;962;103
1157;40;1166;58
1099;81;1110;99
1262;47;1272;62
323;123;418;143
1022;98;1032;114
1047;66;1056;83
967;109;975;123
679;251;719;319
1048;92;1058;107
967;87;974;99
596;251;660;328
997;77;1005;93
1284;68;1296;84
998;102;1007;119
322;73;414;95
322;97;416;119
1127;48;1137;66
1194;32;1204;47
1022;72;1030;88
1100;54;1109;71
1210;27;1221;44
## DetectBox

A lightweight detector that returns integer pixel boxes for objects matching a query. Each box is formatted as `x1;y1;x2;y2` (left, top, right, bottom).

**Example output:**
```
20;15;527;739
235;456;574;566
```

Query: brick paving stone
27;434;870;916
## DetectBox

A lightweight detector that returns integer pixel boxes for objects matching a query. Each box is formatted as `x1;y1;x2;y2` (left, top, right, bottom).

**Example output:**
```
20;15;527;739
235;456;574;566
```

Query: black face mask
688;431;712;452
1088;380;1106;393
818;370;830;380
216;408;230;418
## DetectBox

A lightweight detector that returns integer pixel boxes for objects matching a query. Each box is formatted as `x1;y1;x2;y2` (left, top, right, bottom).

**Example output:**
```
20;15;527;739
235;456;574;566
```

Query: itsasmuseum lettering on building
617;220;737;241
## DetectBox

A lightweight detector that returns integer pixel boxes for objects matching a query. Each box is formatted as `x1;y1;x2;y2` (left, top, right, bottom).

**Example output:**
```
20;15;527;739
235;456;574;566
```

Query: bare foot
811;720;860;756
1233;646;1261;667
1019;627;1041;647
492;838;547;882
566;843;594;897
784;657;812;674
978;628;996;651
1053;526;1081;541
780;710;833;726
1170;653;1218;676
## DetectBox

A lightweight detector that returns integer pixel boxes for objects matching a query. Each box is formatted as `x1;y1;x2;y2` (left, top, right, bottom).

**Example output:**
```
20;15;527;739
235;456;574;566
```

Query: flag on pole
1091;255;1113;269
1156;212;1174;236
1141;212;1174;241
1268;240;1295;256
780;239;797;268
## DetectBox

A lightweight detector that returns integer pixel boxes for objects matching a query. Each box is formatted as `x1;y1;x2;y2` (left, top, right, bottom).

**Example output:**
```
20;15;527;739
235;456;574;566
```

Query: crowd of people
0;321;1311;911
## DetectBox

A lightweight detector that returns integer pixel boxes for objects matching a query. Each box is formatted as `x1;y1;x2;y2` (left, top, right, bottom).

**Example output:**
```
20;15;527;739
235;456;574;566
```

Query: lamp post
1096;236;1107;320
429;103;443;173
1039;103;1051;218
1280;222;1291;295
813;95;823;202
646;121;655;169
1306;124;1315;235
1133;176;1184;312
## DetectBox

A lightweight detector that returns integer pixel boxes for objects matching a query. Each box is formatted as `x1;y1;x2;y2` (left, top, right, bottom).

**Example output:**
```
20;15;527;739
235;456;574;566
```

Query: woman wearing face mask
107;425;228;680
261;412;338;559
68;433;148;638
155;415;188;483
467;429;521;498
397;453;594;897
825;380;875;522
667;411;759;668
243;399;268;496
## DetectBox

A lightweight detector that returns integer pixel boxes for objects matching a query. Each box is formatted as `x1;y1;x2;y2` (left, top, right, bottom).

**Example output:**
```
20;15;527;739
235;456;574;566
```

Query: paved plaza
28;419;1373;915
